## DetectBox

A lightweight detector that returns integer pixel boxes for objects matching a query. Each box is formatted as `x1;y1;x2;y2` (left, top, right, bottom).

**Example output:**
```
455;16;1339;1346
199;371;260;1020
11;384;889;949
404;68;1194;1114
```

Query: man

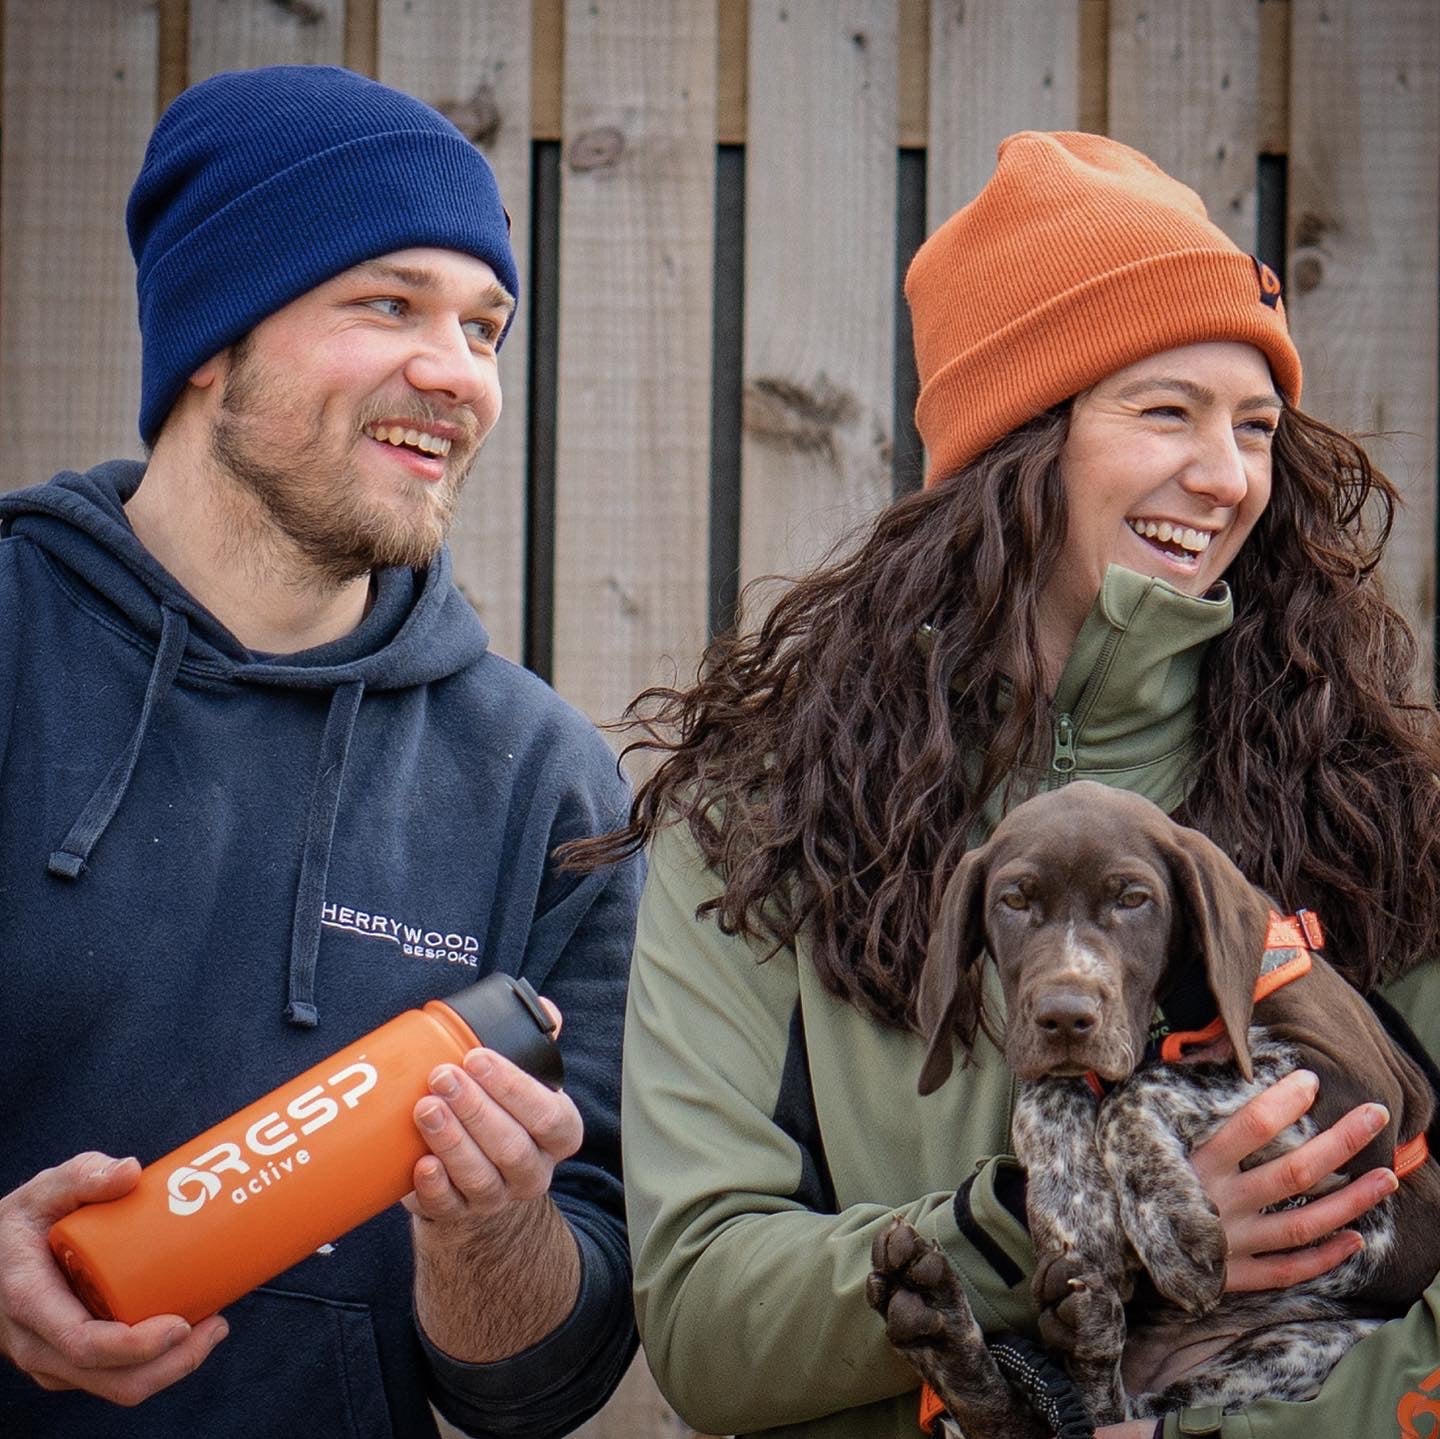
0;65;641;1438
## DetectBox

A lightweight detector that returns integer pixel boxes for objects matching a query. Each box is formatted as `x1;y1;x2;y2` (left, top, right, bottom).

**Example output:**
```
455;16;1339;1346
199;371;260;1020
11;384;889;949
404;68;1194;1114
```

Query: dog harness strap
918;1382;946;1433
1395;1132;1431;1179
1267;907;1325;951
1156;911;1320;1064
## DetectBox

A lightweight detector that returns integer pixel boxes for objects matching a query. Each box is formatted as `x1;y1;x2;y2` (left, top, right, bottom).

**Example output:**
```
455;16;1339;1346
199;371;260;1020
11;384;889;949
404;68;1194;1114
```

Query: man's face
208;247;512;584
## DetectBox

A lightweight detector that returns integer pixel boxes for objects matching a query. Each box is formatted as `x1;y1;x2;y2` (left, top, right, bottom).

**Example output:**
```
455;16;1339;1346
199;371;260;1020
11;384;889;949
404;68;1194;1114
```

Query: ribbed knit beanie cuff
906;131;1302;488
128;65;519;446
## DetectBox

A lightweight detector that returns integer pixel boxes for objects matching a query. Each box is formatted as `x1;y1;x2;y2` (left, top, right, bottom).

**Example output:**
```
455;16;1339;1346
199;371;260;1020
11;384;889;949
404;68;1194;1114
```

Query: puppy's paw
1032;1251;1126;1364
868;1216;981;1352
1141;1211;1226;1316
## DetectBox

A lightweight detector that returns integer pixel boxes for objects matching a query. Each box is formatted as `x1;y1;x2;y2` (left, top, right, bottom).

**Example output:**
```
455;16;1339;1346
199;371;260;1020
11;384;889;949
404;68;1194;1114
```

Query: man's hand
406;997;584;1362
0;1152;228;1405
405;1032;581;1225
1189;1068;1398;1292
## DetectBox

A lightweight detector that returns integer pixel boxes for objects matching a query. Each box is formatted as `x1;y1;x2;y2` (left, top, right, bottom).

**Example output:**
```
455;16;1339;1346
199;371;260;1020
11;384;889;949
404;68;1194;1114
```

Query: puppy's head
917;782;1272;1093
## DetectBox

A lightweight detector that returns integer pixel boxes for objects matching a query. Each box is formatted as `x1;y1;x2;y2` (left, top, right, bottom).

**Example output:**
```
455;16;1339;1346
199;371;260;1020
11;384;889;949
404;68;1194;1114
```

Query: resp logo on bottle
165;1060;379;1215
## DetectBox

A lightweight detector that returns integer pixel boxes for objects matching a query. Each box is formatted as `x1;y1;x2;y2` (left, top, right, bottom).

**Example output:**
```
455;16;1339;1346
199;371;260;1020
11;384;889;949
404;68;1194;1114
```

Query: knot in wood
268;0;324;24
567;127;626;173
1292;254;1324;294
440;83;502;149
744;374;860;464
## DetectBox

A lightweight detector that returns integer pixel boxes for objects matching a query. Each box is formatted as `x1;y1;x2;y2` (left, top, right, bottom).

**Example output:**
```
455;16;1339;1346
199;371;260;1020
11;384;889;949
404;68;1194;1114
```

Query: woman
578;134;1440;1438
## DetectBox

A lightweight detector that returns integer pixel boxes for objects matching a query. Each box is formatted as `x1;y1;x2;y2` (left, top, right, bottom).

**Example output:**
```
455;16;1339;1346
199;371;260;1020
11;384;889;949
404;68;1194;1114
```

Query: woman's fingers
1231;1103;1390;1213
1189;1067;1405;1295
1189;1069;1318;1179
1225;1229;1364;1293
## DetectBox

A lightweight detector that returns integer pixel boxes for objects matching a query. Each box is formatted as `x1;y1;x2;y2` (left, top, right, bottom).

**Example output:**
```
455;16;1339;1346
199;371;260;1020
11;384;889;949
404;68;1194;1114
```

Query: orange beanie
908;131;1302;487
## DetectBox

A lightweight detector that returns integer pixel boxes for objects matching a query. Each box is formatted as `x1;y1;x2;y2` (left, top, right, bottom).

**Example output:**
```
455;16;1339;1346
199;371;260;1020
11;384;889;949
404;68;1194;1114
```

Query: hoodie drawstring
49;607;189;880
283;680;364;1028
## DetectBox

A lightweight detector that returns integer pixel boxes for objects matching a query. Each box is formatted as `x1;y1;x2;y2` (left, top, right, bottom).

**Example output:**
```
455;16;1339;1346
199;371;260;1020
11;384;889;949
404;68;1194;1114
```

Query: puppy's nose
1032;989;1102;1040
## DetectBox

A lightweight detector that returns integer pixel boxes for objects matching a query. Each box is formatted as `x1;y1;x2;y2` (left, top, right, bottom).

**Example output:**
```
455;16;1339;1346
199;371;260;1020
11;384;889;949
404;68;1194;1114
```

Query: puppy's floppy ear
1159;820;1272;1080
917;846;991;1095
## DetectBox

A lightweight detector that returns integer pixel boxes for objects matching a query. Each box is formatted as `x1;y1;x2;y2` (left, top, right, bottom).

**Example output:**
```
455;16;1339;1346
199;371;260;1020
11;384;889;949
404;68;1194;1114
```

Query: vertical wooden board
552;0;716;731
532;0;563;140
740;1;897;595
1109;0;1259;249
189;0;345;80
1078;0;1109;136
717;0;747;145
0;0;157;488
926;1;1081;227
1289;0;1439;666
1258;0;1290;155
376;1;531;661
898;0;926;150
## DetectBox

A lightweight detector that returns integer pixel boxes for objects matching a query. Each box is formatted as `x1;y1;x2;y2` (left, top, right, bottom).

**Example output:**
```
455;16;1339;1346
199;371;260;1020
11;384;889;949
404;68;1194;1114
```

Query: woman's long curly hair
565;403;1440;1026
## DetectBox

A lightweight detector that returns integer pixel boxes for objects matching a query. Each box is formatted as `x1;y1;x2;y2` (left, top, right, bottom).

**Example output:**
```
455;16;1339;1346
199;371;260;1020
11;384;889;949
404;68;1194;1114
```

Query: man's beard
209;340;478;587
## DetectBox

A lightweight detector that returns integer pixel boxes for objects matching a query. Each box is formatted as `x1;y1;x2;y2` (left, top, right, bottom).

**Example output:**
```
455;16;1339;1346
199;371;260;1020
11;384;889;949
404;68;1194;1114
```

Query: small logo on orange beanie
1252;256;1283;309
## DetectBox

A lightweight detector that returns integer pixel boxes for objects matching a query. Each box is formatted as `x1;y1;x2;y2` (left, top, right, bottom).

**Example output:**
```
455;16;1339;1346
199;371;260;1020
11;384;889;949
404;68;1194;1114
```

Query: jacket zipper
1049;628;1124;786
1050;713;1077;782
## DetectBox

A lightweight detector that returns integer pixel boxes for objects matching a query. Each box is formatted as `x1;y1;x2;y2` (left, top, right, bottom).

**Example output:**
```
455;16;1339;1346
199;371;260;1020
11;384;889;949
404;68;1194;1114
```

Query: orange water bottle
49;973;562;1325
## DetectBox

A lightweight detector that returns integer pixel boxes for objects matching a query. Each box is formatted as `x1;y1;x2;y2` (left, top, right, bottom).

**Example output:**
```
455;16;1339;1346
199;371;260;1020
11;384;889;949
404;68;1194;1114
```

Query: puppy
868;781;1440;1429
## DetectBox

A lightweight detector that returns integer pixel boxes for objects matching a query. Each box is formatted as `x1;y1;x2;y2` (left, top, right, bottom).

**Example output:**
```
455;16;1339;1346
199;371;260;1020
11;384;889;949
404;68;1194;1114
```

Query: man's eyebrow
349;260;516;316
1114;376;1284;410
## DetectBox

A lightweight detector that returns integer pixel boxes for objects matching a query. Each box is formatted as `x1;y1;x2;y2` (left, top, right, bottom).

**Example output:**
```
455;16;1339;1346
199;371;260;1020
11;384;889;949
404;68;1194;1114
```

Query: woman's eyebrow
1114;376;1283;410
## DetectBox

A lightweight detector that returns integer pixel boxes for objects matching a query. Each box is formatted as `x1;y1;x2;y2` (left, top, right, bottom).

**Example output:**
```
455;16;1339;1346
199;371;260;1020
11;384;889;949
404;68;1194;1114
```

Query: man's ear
188;354;222;391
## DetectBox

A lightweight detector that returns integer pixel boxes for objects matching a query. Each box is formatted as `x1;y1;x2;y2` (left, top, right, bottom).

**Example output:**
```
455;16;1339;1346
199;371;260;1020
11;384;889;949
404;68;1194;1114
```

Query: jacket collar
1042;564;1233;807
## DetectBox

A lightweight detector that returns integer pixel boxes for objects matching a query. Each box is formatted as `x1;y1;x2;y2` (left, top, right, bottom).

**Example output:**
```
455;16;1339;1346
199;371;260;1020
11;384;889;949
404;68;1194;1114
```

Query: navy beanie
127;65;519;445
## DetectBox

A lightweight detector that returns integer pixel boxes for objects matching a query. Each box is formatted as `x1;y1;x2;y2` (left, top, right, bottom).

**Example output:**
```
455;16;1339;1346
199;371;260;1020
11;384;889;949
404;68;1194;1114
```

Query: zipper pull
1052;713;1076;776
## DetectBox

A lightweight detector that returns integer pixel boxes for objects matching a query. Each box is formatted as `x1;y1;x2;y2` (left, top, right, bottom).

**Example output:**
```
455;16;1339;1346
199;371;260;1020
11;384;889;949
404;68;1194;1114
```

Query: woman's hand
1188;1067;1399;1291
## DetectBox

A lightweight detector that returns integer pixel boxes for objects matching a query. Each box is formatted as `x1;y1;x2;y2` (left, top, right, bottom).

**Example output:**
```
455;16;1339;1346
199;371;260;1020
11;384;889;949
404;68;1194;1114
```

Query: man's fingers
412;1049;582;1214
6;1312;227;1404
58;1313;195;1371
1190;1070;1318;1177
413;1085;516;1212
74;1317;228;1406
460;1049;581;1161
404;1151;489;1221
24;1153;141;1227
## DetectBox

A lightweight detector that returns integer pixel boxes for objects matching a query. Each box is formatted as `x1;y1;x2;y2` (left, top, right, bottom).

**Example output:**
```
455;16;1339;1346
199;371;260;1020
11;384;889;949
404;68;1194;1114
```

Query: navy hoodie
0;462;642;1438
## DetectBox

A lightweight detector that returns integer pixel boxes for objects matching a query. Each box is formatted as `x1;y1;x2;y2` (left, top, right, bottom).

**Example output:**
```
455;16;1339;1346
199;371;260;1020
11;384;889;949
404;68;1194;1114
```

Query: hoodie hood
0;460;492;1026
0;459;490;688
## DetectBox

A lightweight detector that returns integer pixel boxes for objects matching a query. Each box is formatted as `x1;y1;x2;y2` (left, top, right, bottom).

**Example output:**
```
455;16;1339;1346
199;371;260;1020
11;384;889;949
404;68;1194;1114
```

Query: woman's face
1038;341;1283;664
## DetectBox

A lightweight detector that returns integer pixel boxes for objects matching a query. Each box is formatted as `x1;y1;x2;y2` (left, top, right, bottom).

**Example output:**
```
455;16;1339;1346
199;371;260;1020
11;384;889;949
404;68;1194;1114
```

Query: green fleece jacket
623;566;1440;1439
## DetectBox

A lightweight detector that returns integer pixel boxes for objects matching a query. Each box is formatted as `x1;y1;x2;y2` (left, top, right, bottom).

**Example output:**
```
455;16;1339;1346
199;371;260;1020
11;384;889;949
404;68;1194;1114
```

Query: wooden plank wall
740;3;896;599
1;3;1437;1435
551;0;716;738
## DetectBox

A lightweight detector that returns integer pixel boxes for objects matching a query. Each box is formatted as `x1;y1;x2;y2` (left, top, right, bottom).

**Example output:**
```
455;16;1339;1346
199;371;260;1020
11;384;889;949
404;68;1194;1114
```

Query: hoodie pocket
232;1286;398;1438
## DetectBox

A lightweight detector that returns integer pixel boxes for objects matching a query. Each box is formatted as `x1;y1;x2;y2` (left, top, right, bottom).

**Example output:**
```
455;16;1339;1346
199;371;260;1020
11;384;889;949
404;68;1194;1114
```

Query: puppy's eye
999;890;1029;911
1115;888;1150;910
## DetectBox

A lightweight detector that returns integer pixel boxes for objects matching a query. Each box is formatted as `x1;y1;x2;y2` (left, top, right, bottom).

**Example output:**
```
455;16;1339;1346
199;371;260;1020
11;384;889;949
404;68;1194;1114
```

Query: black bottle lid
442;973;564;1090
